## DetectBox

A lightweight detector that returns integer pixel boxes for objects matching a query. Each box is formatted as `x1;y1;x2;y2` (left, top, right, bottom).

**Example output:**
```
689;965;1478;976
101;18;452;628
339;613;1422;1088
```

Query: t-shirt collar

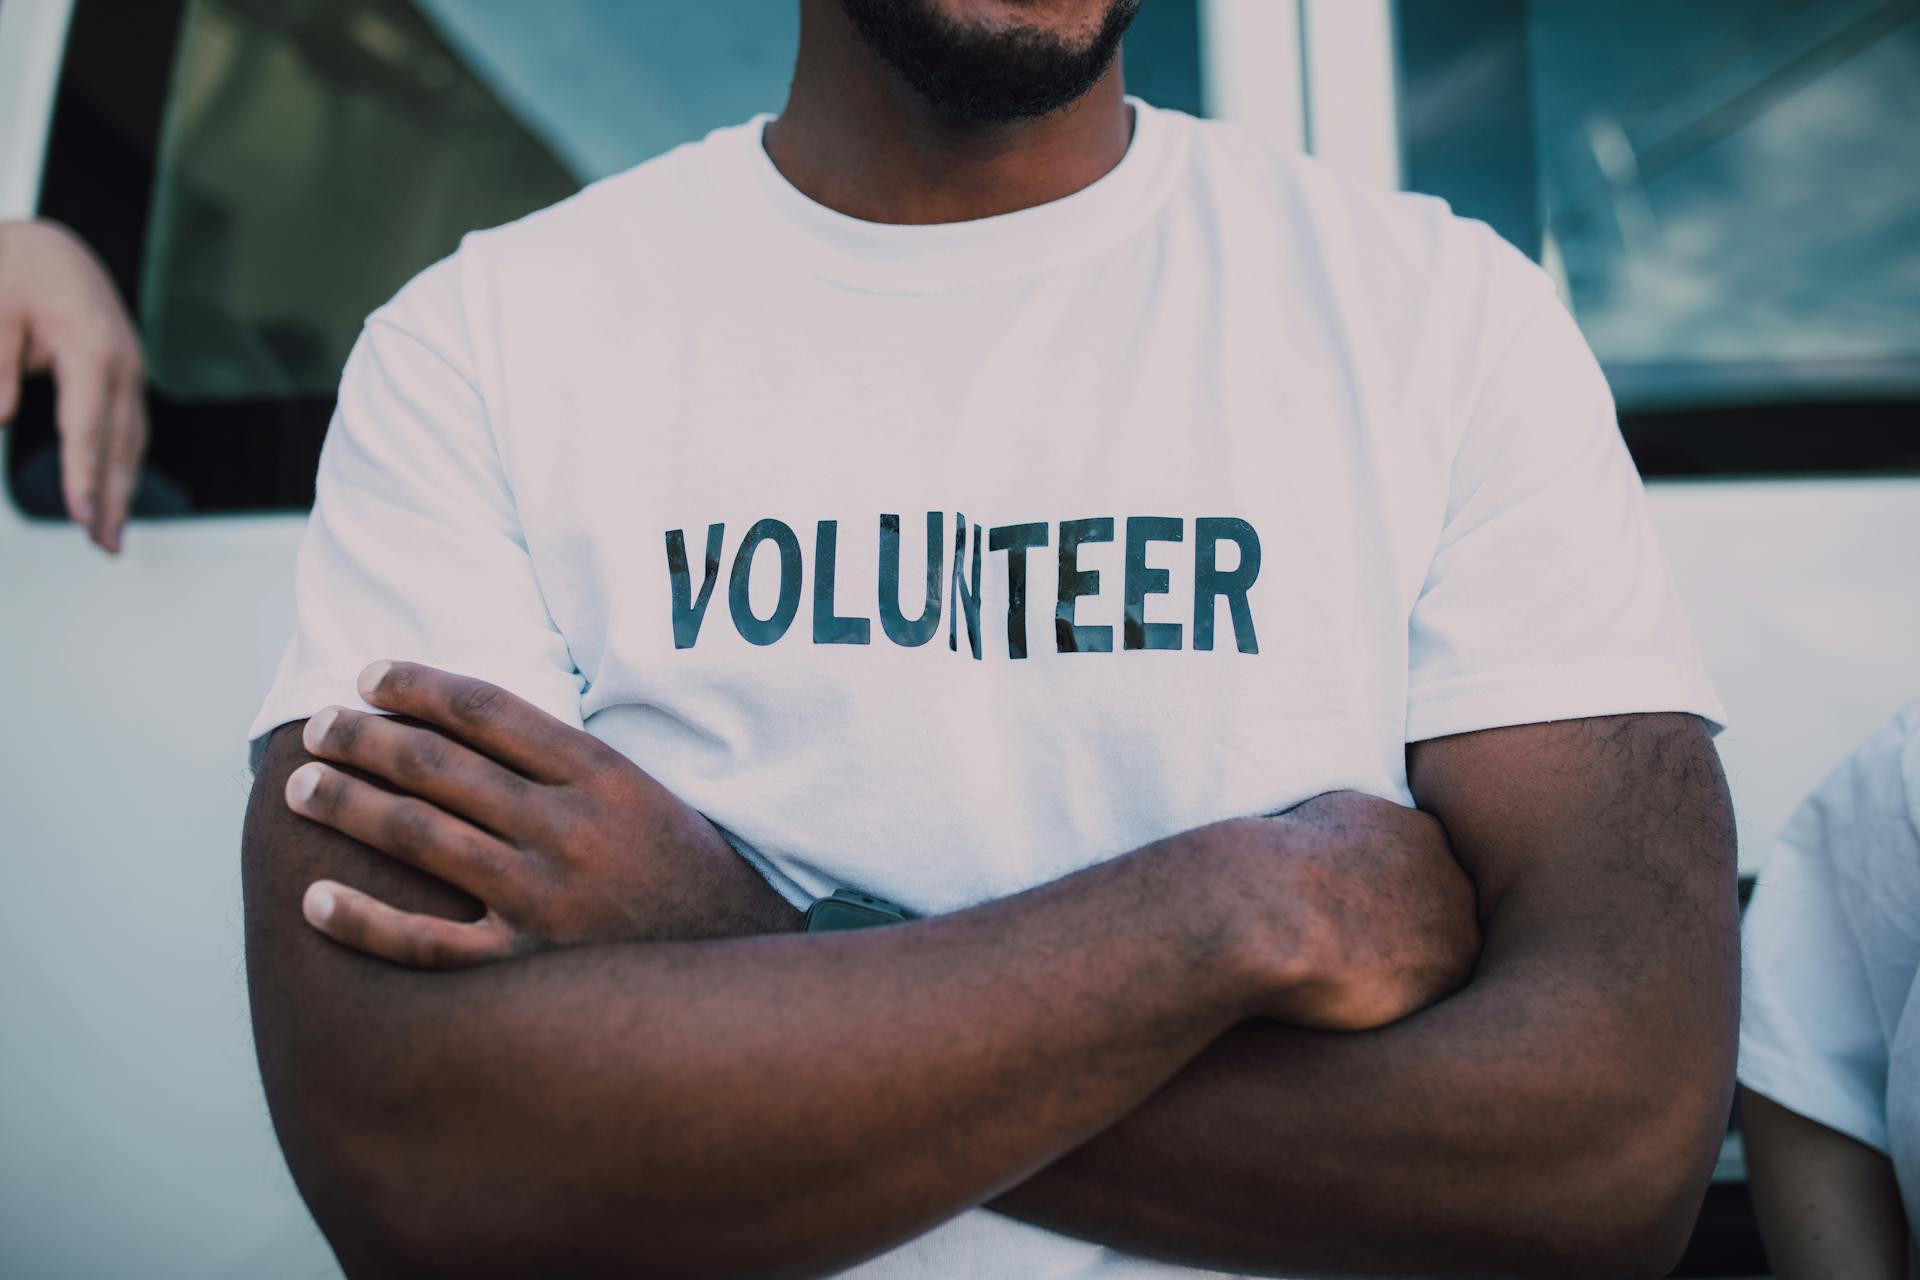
705;96;1184;294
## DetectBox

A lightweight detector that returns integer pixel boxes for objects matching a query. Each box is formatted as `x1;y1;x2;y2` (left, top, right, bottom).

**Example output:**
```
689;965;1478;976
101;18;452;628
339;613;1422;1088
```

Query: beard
838;0;1143;123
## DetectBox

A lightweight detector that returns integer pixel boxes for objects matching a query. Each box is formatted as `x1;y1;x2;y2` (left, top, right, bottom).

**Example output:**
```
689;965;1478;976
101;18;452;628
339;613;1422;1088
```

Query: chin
927;0;1119;39
842;0;1139;122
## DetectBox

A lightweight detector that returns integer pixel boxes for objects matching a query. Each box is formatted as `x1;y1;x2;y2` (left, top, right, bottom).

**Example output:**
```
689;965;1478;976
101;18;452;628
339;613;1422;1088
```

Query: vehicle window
12;0;1204;517
1395;0;1920;476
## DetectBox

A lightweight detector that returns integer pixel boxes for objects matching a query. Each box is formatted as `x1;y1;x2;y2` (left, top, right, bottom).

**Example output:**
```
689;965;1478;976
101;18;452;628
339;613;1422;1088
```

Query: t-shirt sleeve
1403;237;1725;743
1736;705;1920;1153
245;254;583;771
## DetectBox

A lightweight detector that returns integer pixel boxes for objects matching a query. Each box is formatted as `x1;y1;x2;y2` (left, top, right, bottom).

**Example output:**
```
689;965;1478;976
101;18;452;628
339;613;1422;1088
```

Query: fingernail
73;496;94;524
287;762;323;808
303;883;335;927
303;707;339;751
357;661;391;700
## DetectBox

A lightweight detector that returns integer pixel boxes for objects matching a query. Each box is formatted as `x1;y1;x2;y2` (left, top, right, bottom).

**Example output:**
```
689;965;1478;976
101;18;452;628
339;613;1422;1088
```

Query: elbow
1538;1171;1708;1280
1516;1082;1727;1279
262;1094;409;1276
261;1065;485;1278
268;1075;797;1280
312;1123;547;1280
324;1133;459;1279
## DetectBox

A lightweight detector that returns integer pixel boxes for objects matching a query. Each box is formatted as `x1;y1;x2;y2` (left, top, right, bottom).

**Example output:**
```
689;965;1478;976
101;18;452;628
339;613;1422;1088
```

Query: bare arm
243;668;1473;1279
1742;1086;1908;1279
991;713;1740;1278
247;724;1240;1277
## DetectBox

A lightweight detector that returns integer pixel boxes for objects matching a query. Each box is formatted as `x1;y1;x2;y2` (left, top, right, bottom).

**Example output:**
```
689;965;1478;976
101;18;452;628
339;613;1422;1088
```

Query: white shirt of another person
1741;697;1920;1241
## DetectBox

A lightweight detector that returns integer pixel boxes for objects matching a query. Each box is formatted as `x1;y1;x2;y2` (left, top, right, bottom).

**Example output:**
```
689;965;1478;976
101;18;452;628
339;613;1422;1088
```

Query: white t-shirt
249;99;1724;1277
1740;697;1920;1233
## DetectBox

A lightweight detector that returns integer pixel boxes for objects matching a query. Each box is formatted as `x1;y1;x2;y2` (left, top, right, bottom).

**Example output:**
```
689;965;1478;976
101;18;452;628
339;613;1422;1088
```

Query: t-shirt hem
1405;661;1727;743
1737;1037;1890;1154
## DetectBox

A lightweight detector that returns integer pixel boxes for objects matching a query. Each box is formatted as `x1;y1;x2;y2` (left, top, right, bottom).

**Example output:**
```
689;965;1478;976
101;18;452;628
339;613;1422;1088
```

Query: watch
803;888;913;933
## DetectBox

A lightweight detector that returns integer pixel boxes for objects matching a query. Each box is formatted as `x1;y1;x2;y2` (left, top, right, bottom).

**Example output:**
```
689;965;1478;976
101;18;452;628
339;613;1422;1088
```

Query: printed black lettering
729;518;802;646
878;512;943;647
1056;517;1115;654
811;520;871;645
988;522;1049;660
1194;516;1261;654
673;512;1261;661
1123;516;1184;651
665;523;724;650
949;513;983;660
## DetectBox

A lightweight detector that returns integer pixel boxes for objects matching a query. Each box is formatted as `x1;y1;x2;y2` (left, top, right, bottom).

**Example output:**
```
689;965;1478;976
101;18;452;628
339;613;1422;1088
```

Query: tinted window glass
140;0;582;402
1397;0;1920;475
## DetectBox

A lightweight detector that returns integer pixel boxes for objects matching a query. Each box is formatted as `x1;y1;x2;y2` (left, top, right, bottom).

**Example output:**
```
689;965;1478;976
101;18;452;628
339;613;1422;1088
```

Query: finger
303;706;546;843
286;759;520;903
0;315;23;426
51;344;109;529
357;661;602;783
303;879;516;970
95;372;147;554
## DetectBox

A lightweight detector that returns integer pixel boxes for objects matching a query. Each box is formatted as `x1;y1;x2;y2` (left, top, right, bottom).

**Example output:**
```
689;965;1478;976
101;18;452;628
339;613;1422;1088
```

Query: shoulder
365;118;755;355
1162;109;1566;436
1171;109;1553;325
464;121;736;269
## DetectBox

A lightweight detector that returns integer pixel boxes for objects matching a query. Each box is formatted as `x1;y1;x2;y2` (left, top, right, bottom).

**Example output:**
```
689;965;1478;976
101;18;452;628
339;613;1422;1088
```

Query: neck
764;0;1133;225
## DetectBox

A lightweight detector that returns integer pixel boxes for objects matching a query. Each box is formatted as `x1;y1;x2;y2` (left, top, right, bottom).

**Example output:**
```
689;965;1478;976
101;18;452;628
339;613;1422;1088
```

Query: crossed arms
242;662;1737;1279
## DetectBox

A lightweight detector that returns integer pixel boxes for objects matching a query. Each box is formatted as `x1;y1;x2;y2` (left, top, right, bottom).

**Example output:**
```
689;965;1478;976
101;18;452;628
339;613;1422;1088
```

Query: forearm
996;715;1739;1278
1741;1087;1908;1280
246;732;1257;1279
994;939;1719;1276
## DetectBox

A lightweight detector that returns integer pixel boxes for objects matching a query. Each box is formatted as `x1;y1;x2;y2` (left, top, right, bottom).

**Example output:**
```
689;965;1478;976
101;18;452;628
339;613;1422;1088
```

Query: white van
2;1;1914;1275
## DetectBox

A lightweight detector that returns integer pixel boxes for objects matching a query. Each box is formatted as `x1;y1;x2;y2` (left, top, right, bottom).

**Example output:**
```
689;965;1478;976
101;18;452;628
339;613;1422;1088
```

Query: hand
284;660;802;968
0;218;148;552
1218;791;1480;1031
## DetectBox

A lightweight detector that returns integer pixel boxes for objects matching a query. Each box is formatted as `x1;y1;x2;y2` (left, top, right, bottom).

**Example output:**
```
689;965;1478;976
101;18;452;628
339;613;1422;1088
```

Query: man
241;1;1738;1275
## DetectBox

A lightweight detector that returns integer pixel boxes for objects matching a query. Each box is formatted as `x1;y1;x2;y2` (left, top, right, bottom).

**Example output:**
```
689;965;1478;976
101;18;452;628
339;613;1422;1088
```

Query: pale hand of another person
285;660;801;967
0;218;148;553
